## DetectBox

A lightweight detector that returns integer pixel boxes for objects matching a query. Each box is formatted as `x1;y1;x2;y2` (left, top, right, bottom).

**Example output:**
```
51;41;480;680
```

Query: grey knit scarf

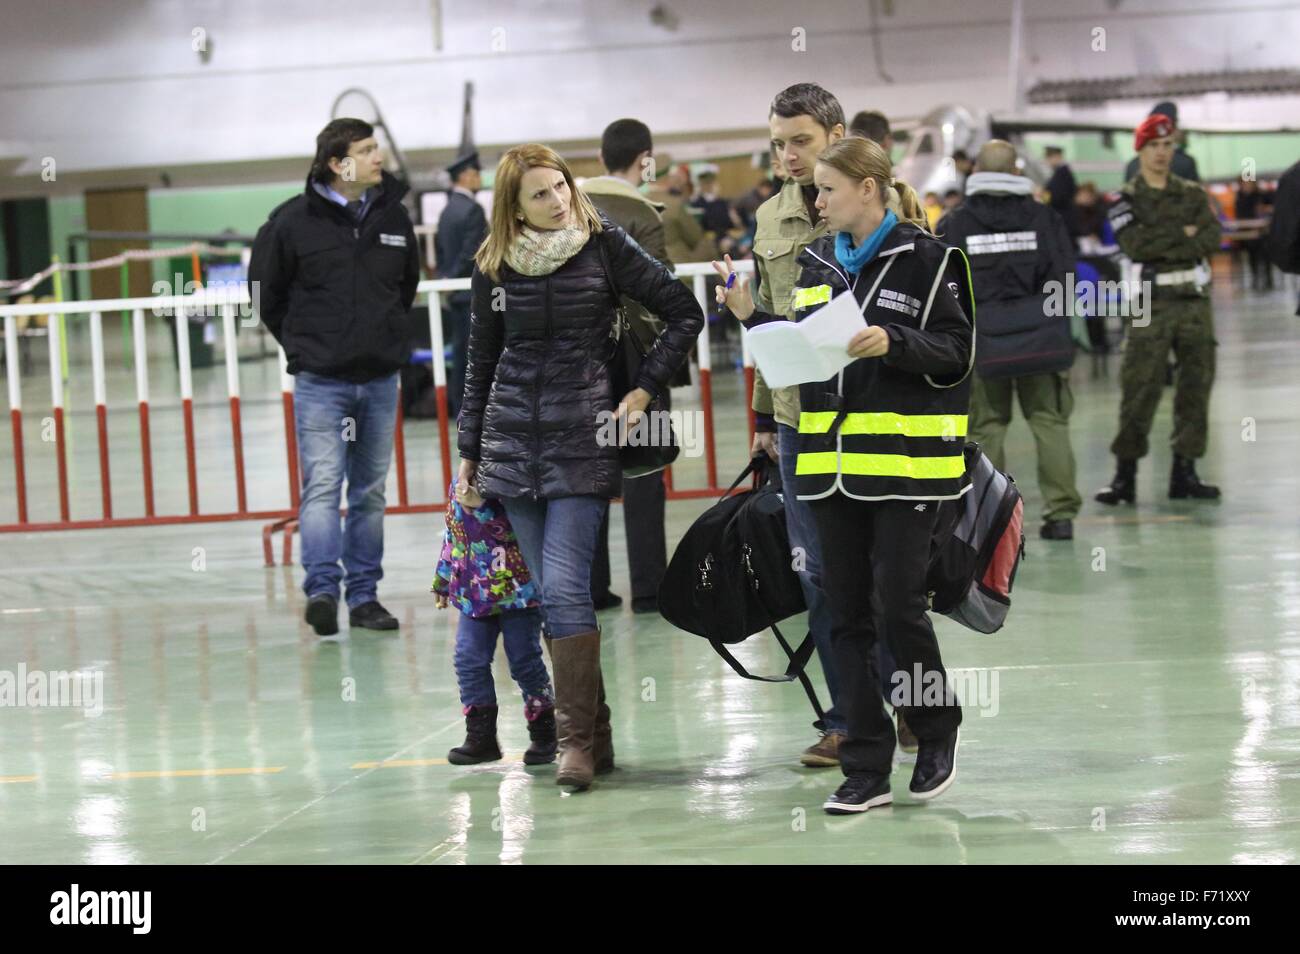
505;223;590;276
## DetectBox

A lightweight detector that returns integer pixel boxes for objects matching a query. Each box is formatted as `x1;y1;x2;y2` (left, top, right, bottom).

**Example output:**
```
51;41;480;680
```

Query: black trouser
809;493;962;777
444;300;470;415
590;469;667;602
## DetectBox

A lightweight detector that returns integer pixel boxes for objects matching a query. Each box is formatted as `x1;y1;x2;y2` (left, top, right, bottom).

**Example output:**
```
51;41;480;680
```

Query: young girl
433;480;555;765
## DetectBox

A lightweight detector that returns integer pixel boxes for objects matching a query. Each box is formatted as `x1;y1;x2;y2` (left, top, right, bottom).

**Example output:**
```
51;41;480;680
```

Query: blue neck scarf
835;210;898;276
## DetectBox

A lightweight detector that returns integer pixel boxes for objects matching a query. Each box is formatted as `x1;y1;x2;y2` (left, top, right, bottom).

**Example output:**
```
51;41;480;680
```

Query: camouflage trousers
1111;296;1216;461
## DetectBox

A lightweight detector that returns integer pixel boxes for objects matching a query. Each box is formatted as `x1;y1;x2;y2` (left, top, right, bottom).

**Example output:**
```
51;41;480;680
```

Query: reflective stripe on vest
797;411;968;439
795;451;966;480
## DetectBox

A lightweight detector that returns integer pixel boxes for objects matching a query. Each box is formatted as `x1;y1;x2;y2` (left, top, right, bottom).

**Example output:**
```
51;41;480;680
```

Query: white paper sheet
742;291;867;388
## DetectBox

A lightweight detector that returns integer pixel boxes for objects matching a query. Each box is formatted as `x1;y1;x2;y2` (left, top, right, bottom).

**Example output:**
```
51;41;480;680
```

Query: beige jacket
751;177;828;427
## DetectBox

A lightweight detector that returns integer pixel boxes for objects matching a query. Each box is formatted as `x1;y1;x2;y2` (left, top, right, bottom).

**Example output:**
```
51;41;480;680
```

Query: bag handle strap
720;453;771;501
596;236;648;358
708;621;826;720
734;486;826;721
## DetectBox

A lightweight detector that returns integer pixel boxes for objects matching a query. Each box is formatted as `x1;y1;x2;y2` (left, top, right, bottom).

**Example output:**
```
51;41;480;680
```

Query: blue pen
718;271;737;316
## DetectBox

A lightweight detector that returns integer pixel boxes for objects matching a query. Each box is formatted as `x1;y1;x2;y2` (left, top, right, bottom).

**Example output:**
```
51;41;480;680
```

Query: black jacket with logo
746;222;976;501
249;171;420;382
939;190;1075;378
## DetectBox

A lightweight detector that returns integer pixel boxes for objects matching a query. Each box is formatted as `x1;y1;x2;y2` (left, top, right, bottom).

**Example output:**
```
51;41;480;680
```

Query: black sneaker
1040;519;1073;540
630;596;660;615
823;774;892;814
304;594;339;637
348;600;399;630
910;727;959;801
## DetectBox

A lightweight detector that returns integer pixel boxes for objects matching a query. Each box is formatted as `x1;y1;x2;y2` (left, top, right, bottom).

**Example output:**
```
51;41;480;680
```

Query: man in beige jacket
748;84;916;765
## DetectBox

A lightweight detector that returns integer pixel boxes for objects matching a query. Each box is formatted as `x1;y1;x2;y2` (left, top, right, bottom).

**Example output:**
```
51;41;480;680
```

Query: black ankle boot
523;707;557;765
1095;459;1137;505
448;705;502;765
1169;455;1221;499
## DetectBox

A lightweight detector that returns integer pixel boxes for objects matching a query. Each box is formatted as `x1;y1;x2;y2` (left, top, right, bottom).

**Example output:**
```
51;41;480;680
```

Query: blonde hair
815;136;928;231
474;143;604;281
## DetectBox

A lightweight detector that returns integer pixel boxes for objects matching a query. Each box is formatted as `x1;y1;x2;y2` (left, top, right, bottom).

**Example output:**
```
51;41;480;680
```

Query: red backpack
927;443;1026;634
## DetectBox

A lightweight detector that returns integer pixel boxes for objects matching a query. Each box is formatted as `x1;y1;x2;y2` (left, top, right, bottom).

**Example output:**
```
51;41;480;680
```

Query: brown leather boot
593;669;615;774
547;629;601;789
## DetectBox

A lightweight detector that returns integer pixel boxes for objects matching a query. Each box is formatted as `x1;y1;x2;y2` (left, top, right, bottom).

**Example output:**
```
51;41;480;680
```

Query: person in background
649;161;716;267
1097;113;1223;506
939;140;1082;541
1044;145;1077;220
951;149;974;192
1070;182;1107;247
1235;175;1274;291
581;118;679;615
691;166;743;246
850;109;894;156
735;176;776;234
250;118;418;637
942;189;963;212
1124;102;1199;182
923;191;943;231
435;149;488;416
1123;102;1200;389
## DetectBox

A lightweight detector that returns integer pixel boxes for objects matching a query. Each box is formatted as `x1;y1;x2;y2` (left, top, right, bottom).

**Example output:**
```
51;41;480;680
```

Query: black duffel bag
659;454;825;719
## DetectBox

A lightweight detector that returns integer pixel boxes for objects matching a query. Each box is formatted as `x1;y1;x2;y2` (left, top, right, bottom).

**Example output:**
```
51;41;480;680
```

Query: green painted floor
2;277;1299;864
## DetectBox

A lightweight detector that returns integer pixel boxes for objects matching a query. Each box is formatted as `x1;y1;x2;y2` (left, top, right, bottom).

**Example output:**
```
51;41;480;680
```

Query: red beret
1135;114;1175;151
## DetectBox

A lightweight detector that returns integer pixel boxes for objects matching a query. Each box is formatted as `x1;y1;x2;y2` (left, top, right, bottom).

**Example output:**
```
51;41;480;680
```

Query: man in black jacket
939;140;1082;540
250;118;420;636
435;149;488;415
1044;145;1077;219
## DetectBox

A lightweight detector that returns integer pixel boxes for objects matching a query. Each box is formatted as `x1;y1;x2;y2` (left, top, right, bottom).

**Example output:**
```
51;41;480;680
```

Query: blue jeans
778;425;898;722
294;370;398;609
777;424;846;733
454;608;553;709
503;495;608;638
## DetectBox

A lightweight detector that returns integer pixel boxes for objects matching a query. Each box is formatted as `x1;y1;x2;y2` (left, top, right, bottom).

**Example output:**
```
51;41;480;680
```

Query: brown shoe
800;731;844;767
593;669;615;774
547;629;601;789
896;709;919;754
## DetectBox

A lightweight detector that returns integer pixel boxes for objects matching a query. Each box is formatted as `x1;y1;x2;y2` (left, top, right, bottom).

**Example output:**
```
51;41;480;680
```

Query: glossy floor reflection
2;280;1299;864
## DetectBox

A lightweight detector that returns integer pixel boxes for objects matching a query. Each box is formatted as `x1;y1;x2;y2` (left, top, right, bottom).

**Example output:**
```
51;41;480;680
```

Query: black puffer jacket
458;217;703;500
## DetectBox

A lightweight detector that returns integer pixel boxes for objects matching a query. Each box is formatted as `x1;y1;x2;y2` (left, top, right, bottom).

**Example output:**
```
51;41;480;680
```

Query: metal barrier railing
0;261;757;545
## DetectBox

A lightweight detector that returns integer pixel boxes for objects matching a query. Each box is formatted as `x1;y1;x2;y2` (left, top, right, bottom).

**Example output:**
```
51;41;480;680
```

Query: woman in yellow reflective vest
715;136;976;815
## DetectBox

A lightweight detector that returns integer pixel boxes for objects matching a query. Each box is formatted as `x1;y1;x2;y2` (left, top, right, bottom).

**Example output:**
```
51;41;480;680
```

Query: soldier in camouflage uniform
1097;114;1222;505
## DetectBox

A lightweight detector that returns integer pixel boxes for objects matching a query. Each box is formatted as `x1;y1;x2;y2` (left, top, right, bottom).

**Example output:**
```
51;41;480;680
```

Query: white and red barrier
0;262;756;552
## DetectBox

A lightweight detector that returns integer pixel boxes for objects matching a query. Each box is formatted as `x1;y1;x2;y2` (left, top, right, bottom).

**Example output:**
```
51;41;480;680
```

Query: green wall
146;182;300;284
34;184;301;297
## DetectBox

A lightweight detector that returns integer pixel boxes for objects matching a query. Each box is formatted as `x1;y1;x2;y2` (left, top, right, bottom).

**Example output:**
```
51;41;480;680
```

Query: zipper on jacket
532;276;553;500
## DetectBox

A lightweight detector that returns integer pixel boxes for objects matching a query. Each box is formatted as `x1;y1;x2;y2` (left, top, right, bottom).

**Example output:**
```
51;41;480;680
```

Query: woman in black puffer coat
456;143;702;790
